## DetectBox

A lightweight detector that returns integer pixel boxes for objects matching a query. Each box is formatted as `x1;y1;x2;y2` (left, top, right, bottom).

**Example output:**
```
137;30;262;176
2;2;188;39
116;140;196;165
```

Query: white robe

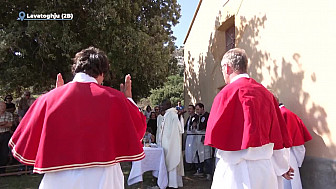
185;116;212;163
194;130;213;163
283;145;306;189
272;148;291;189
40;163;124;189
185;127;197;163
156;114;164;145
185;115;198;163
212;143;289;189
186;131;213;163
161;108;184;188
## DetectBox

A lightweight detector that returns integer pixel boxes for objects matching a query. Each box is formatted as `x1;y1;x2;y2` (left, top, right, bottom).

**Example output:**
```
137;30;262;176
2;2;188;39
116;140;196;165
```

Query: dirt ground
0;162;212;189
122;162;212;189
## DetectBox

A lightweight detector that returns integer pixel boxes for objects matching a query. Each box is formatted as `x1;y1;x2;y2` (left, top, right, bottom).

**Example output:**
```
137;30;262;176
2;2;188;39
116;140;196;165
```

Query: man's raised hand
120;74;132;98
56;73;64;88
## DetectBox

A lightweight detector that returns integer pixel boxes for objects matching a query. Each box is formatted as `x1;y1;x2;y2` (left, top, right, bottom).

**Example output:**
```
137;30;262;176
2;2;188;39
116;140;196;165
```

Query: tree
149;74;183;106
173;46;184;76
0;0;181;100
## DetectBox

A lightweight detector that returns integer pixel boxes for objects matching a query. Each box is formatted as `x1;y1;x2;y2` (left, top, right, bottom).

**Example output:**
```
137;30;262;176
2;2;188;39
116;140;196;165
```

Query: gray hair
222;48;248;73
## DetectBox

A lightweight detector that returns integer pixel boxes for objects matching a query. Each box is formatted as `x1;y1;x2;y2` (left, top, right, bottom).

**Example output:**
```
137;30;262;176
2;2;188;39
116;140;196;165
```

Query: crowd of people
0;92;36;174
184;103;214;180
142;101;214;185
2;47;313;189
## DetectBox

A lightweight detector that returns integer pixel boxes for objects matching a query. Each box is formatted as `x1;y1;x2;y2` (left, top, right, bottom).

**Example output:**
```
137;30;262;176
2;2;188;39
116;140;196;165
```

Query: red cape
204;78;292;151
280;106;312;146
9;82;146;173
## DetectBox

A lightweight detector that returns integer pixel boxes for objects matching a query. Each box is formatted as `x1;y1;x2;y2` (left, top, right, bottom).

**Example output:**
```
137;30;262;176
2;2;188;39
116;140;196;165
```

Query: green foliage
149;74;183;106
0;0;181;100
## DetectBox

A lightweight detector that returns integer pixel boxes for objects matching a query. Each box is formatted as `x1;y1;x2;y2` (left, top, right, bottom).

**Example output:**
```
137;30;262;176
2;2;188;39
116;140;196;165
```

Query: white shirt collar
279;104;285;108
72;73;98;84
230;73;250;84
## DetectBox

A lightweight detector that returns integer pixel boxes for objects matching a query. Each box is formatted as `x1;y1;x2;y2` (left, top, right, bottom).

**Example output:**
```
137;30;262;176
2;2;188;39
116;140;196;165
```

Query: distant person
0;101;13;174
147;112;157;138
160;99;184;188
205;48;293;189
184;105;199;170
9;47;146;188
4;95;19;133
17;91;32;120
154;105;160;118
27;97;36;107
143;127;155;145
156;106;165;145
144;105;152;121
175;101;186;122
176;101;184;111
4;95;16;114
277;100;312;189
195;102;213;180
176;101;186;114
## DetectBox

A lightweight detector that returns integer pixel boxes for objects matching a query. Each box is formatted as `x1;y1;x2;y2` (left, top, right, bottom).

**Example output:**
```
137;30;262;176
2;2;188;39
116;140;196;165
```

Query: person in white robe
283;146;306;189
160;99;184;188
205;49;294;189
277;103;312;189
272;147;293;189
156;107;165;145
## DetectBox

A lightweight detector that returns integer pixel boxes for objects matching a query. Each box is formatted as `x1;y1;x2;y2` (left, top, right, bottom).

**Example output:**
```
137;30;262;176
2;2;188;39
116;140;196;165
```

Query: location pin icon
18;11;25;21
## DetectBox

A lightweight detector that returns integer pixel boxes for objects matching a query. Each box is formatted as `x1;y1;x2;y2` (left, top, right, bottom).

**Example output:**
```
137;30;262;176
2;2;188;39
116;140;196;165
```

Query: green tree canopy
0;0;180;100
149;74;183;106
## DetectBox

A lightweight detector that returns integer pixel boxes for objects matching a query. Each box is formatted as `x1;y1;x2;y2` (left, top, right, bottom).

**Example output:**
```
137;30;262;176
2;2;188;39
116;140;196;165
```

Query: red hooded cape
280;106;312;146
204;77;292;151
9;82;146;173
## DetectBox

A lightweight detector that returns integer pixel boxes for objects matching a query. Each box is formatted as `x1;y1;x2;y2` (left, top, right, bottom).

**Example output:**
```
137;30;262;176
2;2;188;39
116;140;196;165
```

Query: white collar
72;73;98;84
230;73;250;84
279;104;285;108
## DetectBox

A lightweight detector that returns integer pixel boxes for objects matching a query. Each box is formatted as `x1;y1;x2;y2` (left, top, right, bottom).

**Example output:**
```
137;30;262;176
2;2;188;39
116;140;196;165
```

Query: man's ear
225;64;231;74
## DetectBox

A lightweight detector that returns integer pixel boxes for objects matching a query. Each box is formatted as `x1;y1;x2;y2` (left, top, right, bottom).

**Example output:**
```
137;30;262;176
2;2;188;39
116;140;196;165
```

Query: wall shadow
237;14;334;188
184;11;225;111
236;14;334;158
185;50;200;106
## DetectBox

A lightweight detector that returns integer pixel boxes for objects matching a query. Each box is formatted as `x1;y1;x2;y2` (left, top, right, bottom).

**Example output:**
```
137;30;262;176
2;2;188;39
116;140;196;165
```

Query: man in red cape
277;100;312;189
204;48;293;189
9;47;146;188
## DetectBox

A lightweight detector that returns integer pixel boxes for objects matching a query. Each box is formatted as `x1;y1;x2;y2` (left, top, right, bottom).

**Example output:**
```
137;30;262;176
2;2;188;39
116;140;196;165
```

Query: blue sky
172;0;199;47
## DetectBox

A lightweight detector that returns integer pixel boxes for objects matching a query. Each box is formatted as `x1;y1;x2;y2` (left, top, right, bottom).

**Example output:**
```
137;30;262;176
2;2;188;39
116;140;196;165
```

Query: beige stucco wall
184;0;227;112
184;0;336;160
